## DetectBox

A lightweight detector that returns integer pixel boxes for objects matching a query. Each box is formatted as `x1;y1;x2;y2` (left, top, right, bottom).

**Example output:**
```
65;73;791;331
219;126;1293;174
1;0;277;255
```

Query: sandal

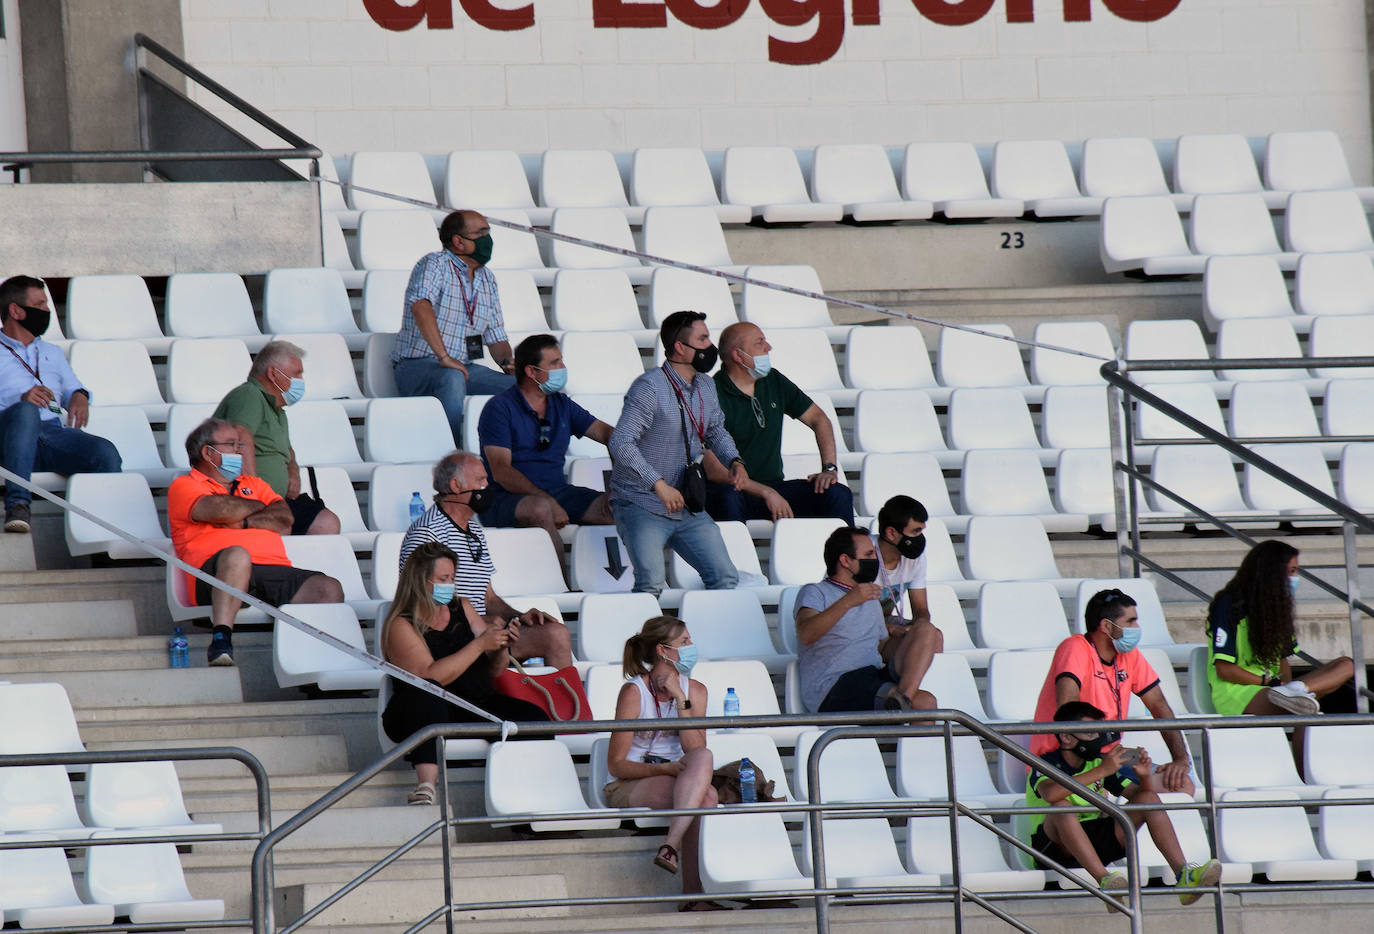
653;843;679;874
407;781;436;805
679;900;730;912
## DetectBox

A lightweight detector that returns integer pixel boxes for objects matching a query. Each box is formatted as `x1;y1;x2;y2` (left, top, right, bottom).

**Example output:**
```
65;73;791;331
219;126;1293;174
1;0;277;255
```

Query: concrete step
280;875;570;926
0;598;137;640
93;733;353;778
0;532;36;572
0;666;242;706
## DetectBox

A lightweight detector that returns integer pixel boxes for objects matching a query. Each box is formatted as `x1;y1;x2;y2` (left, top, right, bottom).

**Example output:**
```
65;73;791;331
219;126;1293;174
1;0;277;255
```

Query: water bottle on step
168;626;190;669
738;756;757;804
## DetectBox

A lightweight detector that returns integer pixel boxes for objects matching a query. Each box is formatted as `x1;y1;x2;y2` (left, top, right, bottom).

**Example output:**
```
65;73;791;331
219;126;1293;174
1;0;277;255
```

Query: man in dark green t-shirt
213;340;340;536
704;322;852;523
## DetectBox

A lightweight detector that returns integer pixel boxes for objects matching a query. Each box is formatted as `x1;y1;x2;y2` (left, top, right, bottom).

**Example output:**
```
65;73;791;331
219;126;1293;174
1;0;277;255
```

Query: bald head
438;210;490;257
720;322;770;377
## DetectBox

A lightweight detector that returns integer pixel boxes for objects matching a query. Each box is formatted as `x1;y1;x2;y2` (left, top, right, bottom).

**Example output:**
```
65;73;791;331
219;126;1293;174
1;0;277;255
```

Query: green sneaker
1176;859;1222;905
1098;870;1128;903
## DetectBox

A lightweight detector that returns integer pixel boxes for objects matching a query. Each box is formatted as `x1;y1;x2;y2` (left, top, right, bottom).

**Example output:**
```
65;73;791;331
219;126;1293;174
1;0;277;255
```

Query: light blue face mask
668;643;698;675
216;451;243;482
538;366;568;395
1288;576;1301;599
1111;625;1142;654
431;582;456;605
273;368;306;406
747;352;772;380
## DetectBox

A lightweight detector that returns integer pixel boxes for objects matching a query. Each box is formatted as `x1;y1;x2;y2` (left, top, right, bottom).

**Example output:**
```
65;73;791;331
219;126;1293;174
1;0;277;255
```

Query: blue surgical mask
217;451;243;482
539;367;568;395
1288;576;1300;599
283;377;306;405
432;582;456;605
747;352;772;380
1112;625;1142;654
669;644;698;675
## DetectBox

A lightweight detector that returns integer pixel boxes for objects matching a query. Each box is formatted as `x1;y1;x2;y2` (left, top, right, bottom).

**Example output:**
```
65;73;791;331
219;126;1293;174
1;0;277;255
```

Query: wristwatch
821;463;838;473
1264;674;1281;687
676;698;692;711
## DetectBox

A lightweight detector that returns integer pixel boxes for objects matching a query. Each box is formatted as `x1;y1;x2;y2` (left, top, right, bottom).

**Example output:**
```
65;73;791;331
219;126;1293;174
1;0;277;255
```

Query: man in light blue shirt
0;276;120;532
608;310;746;595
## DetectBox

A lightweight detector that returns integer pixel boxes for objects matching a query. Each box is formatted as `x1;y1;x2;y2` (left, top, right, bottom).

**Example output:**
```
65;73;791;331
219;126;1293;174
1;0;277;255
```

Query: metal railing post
1345;522;1370;714
1105;366;1135;577
439;753;455;934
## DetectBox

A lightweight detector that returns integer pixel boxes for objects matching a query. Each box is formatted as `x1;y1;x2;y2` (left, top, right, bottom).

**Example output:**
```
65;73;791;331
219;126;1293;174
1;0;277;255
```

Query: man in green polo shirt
704;322;853;523
212;340;340;536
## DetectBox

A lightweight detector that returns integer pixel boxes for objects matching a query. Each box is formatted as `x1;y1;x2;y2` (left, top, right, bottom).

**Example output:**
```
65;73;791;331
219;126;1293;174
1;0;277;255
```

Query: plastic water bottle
168;627;190;669
723;687;740;726
408;492;424;524
738;756;757;804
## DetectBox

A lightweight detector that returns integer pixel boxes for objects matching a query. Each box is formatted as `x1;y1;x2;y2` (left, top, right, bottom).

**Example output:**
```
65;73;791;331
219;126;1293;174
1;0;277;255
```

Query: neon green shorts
1211;680;1265;717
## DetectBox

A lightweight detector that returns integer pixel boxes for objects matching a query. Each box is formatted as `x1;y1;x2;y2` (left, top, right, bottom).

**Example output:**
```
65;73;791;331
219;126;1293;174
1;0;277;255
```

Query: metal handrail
0;745;269;933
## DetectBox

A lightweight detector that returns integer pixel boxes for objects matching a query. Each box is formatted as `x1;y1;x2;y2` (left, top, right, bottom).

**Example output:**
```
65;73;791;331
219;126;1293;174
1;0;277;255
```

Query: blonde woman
381;541;548;804
605;616;723;911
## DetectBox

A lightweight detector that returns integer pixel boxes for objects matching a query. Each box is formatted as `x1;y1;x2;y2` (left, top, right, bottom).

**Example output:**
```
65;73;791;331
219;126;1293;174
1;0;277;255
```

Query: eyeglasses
537;417;552;452
749;396;765;429
209;439;244;452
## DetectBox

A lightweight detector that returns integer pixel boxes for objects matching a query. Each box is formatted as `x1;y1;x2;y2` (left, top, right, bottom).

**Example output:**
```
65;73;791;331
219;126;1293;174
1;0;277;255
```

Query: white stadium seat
485;209;554;286
490;268;551;333
799;818;940;890
82;760;221;836
165;337;252;404
82;842;225;925
1188;193;1295;267
550;269;645;334
901;142;1023;218
484;527;570;604
1123;319;1214;383
362;332;398;398
0;683;85;754
983;648;1054;720
82;405;174;484
678;589;788;672
68;340;166;416
363;396;454;464
1053;448;1116;529
1242;443;1337;516
964;516;1084;596
0;847;114;928
370;532;402;600
445;149;550;226
925;583;990;667
854;389;952;463
739;264;833;331
907;813;1046;892
1041;386;1110;449
858;452;958;527
946;388;1042;454
699;812;813;895
356;208;437;271
1029;321;1114;386
1309;315;1374;380
1304;723;1374;788
0;765;90;837
991;139;1101;217
1326;380;1374;436
1079;136;1187;207
1294;252;1374;319
273;603;384;692
1202;255;1295;331
485;740;621;831
917;653;988;720
1216;318;1306;382
641;206;743;273
793;731;898;804
1339;442;1374;510
1099;195;1203;276
548;207;647;283
286;400;364;475
165;273;262;344
347;151;437;212
1318;788;1374;873
569;525;635;594
1218;790;1355;881
630;147;750;224
65;473;167;560
647;267;738;331
1135;382;1226;441
359;269;408;334
961;449;1088;532
539;149;640;224
668;520;770;593
768;517;845;586
976;582;1071;651
720;145;842;224
368;463;435;532
281;535;381;618
262;268;362;349
1147;445;1265;522
575;592;660;662
763;329;846;399
559;331;644;394
810;143;933;222
1264;130;1374;201
938;323;1031;392
1174;133;1281;207
898;735;1022;808
1207;727;1330;799
844;325;942;397
66;274;169;352
1228;381;1319;442
1284;190;1374;254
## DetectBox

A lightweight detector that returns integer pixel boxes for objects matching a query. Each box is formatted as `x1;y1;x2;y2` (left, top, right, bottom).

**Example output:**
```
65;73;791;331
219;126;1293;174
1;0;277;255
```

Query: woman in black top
381;541;548;804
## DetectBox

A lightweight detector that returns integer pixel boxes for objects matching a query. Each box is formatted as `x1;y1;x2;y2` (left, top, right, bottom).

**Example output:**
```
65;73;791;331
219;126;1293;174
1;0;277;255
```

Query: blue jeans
706;478;854;524
0;402;122;507
393;357;515;448
612;499;738;596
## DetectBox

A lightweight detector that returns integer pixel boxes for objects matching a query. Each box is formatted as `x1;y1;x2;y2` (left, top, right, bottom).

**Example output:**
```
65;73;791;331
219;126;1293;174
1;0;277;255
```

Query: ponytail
620;615;683;679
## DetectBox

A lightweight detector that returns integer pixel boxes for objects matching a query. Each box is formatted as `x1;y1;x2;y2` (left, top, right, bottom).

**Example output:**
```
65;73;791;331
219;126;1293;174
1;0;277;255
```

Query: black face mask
1068;731;1118;762
851;557;879;584
688;343;719;373
894;532;926;560
15;304;50;338
455;488;492;514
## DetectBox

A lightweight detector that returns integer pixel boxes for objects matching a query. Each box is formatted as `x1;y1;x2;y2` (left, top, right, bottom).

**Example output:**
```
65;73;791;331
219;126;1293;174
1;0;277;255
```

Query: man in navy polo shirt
477;334;615;565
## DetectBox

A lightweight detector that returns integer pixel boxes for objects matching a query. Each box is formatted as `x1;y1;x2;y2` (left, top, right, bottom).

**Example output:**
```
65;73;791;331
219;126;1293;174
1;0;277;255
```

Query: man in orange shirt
168;418;342;666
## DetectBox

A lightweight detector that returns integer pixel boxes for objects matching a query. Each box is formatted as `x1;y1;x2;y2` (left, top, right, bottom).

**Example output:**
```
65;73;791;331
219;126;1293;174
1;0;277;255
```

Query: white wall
0;0;28;172
180;0;1372;182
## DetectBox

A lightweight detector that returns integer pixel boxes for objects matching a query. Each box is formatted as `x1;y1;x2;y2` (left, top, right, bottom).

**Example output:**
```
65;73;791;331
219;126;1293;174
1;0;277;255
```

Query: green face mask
469;234;494;266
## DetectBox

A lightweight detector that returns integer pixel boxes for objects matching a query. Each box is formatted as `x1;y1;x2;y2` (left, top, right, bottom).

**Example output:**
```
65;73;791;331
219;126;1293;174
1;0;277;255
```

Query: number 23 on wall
1000;231;1026;250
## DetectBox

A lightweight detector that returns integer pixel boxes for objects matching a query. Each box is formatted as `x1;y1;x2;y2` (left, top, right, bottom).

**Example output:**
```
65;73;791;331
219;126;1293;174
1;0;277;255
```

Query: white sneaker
1267;682;1320;715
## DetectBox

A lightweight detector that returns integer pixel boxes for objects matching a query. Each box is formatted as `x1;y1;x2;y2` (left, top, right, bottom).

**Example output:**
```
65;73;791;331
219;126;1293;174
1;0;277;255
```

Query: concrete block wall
176;0;1372;183
0;0;27;158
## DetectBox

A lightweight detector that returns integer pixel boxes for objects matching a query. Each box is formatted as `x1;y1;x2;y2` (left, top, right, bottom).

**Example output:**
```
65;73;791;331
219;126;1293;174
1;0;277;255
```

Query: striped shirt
398;505;494;615
392;249;508;363
608;364;741;519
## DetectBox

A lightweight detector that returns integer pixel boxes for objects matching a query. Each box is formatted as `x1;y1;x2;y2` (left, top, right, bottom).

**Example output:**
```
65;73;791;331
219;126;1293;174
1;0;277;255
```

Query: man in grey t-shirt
795;525;940;713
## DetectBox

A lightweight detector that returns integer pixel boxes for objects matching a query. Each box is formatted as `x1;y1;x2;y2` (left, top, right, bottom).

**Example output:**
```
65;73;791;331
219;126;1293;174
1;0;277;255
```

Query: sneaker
3;504;30;533
1267;682;1320;715
1098;870;1129;904
876;683;913;712
207;632;234;667
1176;859;1222;905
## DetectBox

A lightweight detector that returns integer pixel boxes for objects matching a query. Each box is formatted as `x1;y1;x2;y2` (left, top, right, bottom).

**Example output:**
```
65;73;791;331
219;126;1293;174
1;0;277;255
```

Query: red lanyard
664;365;706;443
1095;654;1126;720
448;256;479;327
3;341;40;383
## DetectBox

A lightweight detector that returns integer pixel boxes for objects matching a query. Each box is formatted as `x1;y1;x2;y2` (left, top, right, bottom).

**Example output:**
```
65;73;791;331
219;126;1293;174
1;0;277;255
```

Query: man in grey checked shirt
608;310;749;595
392;210;516;446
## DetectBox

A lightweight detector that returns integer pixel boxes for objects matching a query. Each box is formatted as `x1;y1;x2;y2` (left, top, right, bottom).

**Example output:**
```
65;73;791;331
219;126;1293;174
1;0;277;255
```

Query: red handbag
493;658;593;722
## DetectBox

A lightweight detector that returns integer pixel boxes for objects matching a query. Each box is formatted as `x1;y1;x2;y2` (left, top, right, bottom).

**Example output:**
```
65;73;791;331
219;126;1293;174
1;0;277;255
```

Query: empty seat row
1101;189;1374;276
1203;253;1374;330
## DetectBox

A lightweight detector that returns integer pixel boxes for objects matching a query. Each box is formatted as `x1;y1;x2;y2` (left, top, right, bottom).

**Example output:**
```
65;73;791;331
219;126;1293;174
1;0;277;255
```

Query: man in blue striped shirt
608;311;746;595
393;210;516;446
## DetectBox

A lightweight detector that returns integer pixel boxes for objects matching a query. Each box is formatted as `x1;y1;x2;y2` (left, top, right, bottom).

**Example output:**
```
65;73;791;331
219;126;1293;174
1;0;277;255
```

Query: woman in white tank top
605;615;721;911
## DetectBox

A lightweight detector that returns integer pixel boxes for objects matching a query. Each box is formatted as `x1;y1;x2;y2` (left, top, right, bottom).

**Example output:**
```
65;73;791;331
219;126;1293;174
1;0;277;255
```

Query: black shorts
817;664;898;713
1030;816;1126;870
194;550;324;607
287;495;328;536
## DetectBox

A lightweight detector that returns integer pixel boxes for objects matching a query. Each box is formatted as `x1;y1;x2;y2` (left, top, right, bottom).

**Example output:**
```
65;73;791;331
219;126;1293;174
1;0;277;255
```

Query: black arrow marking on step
604;536;627;579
